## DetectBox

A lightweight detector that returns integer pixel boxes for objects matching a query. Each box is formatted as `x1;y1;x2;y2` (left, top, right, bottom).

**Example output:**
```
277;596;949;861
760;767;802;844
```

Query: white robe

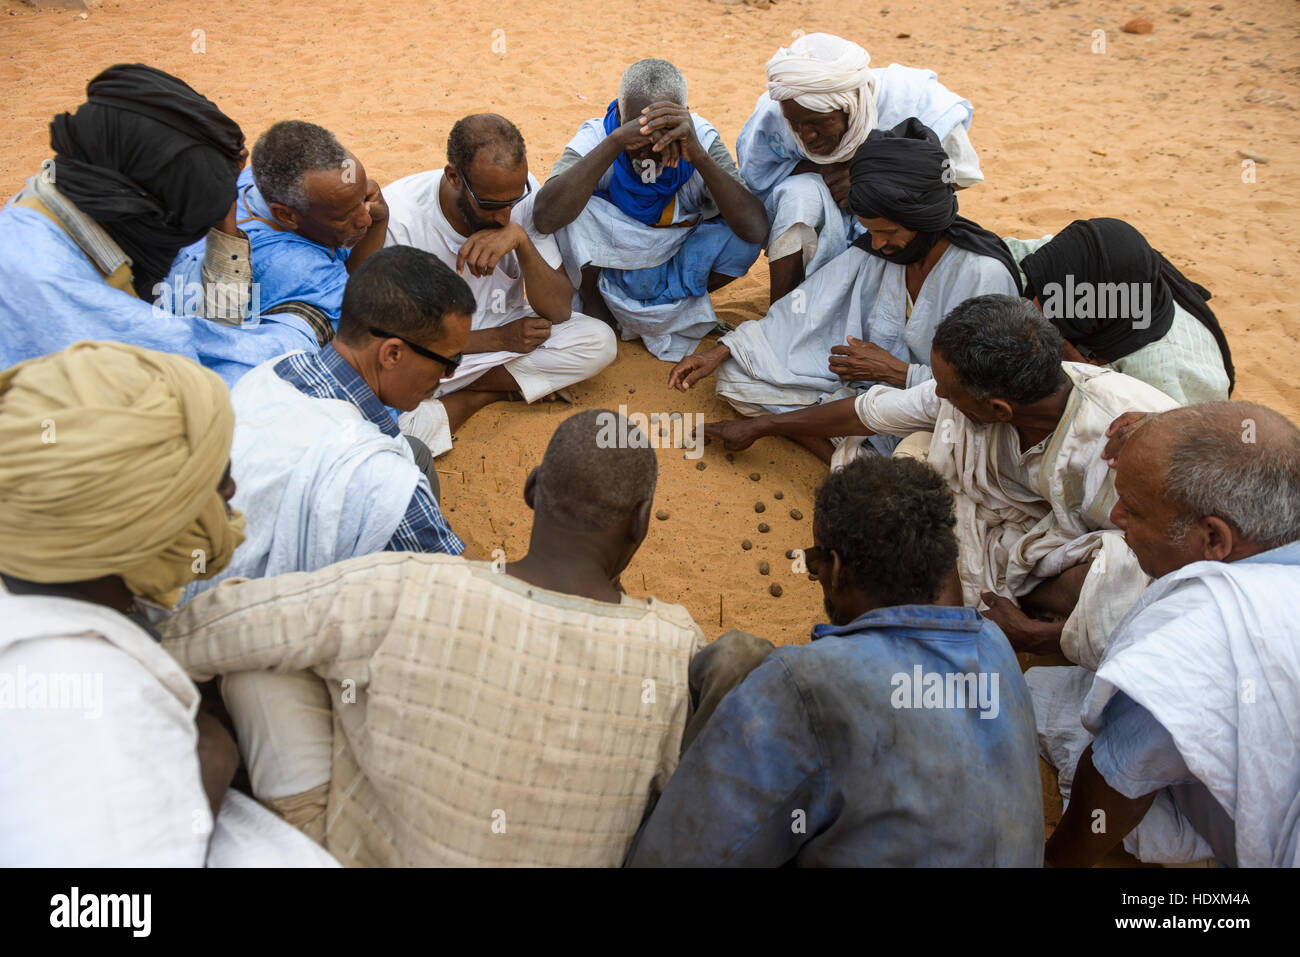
852;363;1180;667
738;65;982;272
1028;541;1300;867
716;242;1017;452
183;356;419;603
0;590;338;866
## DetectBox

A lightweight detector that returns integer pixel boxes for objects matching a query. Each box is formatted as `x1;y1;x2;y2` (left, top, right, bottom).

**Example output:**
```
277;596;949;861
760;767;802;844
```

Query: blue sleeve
383;475;465;556
629;654;828;867
249;235;349;322
1091;692;1194;800
0;207;314;389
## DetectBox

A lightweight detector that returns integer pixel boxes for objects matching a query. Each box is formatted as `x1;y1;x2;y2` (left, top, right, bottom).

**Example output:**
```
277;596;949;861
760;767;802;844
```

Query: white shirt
383;170;562;330
0;589;337;866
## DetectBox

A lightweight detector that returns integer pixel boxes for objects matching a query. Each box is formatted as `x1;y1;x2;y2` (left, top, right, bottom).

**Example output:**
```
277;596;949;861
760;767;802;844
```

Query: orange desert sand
2;0;1297;861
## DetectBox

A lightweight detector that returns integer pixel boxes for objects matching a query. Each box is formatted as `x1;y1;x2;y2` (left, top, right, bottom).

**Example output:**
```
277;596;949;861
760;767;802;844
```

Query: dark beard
869;229;944;265
457;188;504;233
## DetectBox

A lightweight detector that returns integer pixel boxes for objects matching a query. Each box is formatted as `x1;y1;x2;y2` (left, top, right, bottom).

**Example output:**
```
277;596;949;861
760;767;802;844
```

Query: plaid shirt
274;346;463;555
161;553;705;866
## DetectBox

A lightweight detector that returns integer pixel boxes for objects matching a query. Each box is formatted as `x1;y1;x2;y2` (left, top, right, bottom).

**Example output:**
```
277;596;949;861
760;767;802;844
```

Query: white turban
765;33;878;165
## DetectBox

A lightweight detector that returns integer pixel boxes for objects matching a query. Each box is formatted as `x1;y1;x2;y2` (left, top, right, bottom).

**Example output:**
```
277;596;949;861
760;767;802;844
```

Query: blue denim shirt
630;605;1044;867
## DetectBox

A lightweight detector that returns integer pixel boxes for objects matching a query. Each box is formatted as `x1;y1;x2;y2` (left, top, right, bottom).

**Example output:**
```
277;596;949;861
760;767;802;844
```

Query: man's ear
444;164;462;189
267;201;300;231
829;549;846;595
629;499;652;546
522;467;539;511
1199;515;1236;562
376;339;403;370
989;398;1015;423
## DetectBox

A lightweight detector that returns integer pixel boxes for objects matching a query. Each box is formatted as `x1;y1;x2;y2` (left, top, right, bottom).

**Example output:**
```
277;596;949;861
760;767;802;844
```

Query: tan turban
0;341;245;608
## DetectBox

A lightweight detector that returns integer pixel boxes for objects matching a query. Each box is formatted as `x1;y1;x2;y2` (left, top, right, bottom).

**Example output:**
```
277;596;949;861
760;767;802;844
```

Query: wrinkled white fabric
1082;546;1300;868
185;357;418;603
1024;665;1216;864
0;590;335;866
847;364;1178;664
716;242;1016;456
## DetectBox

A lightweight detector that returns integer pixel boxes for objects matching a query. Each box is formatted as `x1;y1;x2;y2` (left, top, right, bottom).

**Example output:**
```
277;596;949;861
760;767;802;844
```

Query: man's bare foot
442;389;511;433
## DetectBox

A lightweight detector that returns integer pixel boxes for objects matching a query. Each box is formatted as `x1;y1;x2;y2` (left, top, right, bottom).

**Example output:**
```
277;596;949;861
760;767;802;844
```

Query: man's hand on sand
668;349;725;392
498;315;551;354
457;222;525;277
704;418;761;452
1101;411;1150;468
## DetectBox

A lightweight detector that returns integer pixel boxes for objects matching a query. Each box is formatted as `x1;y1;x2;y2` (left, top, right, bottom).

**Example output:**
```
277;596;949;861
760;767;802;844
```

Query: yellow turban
0;341;246;608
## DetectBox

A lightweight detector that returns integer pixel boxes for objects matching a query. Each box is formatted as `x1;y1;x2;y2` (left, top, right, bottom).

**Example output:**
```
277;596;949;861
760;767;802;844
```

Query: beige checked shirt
161;553;705;867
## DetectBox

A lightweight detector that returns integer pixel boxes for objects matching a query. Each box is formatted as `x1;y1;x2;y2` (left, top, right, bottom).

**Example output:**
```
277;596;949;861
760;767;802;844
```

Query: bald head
1114;401;1300;577
1149;402;1300;546
531;410;658;533
446;113;525;173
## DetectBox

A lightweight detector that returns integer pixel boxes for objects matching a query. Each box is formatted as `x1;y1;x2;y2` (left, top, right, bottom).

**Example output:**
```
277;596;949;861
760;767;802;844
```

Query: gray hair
618;59;688;122
930;294;1068;405
1158;402;1300;548
251;120;348;211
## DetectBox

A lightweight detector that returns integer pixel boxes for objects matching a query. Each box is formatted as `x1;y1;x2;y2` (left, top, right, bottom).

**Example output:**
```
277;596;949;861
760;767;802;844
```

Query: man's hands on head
612;102;697;164
1102;411;1150;468
828;337;909;388
457;222;526;277
639;102;702;166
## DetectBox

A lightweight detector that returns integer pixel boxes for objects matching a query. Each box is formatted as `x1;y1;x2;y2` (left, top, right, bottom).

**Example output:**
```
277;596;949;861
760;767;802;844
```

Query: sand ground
3;0;1297;862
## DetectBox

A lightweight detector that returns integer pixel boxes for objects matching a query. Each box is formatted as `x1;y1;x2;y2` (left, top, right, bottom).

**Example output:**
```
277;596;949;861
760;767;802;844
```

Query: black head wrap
48;64;245;299
848;118;1021;291
1020;218;1234;391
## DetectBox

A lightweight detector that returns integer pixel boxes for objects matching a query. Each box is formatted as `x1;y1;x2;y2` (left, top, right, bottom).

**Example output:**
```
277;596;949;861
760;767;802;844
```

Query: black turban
49;63;245;299
848;118;1021;291
1020;218;1234;392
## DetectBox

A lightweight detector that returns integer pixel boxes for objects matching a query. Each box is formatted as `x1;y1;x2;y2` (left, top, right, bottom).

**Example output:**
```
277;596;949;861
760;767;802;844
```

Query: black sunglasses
368;326;461;375
461;172;532;211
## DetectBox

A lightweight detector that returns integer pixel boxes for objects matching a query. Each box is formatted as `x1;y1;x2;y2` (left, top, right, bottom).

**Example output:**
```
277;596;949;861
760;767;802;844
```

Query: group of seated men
0;34;1294;867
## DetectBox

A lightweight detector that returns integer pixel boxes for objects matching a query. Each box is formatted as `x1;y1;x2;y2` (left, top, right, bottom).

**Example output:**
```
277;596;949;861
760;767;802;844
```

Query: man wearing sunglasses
384;114;617;439
177;247;476;830
630;455;1043;866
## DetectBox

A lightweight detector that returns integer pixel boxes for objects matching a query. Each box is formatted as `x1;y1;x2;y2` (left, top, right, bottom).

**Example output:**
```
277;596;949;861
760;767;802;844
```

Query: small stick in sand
642;571;648;592
718;594;723;628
